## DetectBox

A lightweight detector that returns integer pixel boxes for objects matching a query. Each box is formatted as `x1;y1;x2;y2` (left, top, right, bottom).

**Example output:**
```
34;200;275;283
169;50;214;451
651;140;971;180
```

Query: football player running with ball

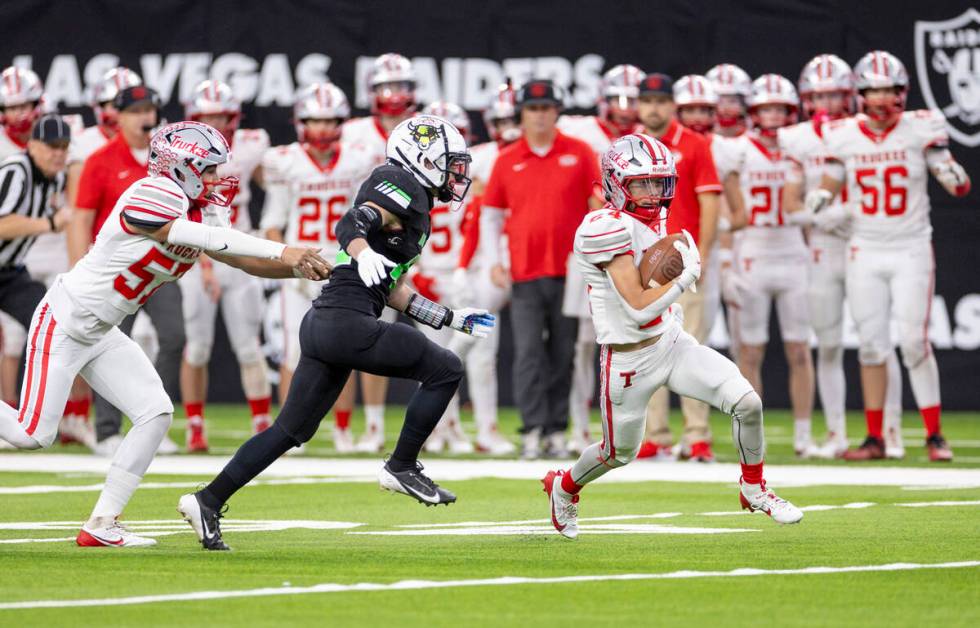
542;134;802;539
0;121;329;547
179;116;494;551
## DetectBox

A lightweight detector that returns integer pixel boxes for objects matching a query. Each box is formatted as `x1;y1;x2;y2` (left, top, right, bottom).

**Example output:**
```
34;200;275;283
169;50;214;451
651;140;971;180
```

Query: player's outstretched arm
390;276;496;338
209;248;331;280
926;149;971;197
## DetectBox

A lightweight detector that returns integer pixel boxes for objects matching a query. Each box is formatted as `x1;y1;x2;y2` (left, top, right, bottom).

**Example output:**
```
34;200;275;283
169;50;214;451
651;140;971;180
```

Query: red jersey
482;132;599;282
657;119;721;244
75;134;148;239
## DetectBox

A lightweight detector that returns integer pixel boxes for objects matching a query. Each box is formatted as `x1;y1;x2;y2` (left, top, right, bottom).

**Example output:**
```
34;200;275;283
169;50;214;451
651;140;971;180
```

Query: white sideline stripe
0;476;373;495
348;524;756;536
2;454;980;488
1;561;977;610
896;500;980;507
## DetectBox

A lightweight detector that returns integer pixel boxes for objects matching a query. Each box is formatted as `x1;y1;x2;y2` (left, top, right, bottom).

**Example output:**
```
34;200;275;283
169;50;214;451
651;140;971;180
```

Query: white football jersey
468;140;500;186
341;116;392;168
259;141;374;259
223;128;270;231
709;133;744;181
53;176;217;337
67;126;111;165
821;110;946;245
731;134;806;260
557;115;614;160
0;130;25;160
574;207;677;345
419;202;465;275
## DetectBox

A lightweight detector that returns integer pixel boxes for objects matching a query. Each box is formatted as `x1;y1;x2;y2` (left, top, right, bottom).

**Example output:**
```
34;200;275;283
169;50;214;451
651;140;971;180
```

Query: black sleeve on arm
336;204;382;250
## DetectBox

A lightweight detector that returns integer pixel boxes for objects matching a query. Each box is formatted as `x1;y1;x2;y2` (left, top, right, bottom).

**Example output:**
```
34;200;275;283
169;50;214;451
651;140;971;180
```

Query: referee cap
31;114;71;145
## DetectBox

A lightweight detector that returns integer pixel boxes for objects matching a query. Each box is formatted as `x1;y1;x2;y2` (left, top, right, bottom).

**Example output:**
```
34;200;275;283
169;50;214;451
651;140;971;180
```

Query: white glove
933;160;968;189
812;202;852;238
668;303;684;326
450;267;473;309
721;265;748;309
804;188;834;215
673;229;701;292
354;247;396;287
449;308;496;338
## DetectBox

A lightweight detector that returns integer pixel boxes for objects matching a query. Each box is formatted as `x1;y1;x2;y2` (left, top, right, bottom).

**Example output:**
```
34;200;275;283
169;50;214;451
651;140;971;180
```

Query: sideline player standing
781;54;905;459
261;82;374;452
341;53;420;452
178;79;273;451
543;134;802;539
811;51;969;462
0;121;329;546
179;115;495;551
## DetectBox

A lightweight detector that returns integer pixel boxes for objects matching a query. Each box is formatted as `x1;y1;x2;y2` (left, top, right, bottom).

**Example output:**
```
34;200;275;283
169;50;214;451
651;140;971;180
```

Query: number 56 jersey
51;176;216;341
821;110;948;246
259;141;374;259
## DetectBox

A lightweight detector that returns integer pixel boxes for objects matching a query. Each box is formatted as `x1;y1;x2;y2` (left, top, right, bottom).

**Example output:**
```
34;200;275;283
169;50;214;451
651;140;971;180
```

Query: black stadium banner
2;0;977;409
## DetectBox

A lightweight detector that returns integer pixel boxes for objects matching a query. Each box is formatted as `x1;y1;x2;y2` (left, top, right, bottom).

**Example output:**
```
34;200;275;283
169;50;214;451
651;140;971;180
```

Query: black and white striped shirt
0;153;65;268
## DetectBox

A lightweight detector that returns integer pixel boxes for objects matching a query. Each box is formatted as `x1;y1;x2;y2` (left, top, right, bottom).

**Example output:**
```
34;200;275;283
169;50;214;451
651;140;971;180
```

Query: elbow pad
336;204;382;250
166;219;286;260
610;277;683;324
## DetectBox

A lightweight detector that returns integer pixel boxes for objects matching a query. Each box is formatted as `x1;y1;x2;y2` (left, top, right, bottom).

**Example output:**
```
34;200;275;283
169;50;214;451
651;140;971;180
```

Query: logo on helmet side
406;120;442;150
914;9;980;146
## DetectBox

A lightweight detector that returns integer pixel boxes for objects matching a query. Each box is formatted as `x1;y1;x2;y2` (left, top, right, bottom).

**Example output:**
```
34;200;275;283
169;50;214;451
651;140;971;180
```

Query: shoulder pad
575;210;633;262
354;163;431;217
908;109;949;148
122;177;189;226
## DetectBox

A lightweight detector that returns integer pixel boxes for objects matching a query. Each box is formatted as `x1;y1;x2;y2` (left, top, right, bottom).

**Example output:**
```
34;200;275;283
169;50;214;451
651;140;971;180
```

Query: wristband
406;293;452;329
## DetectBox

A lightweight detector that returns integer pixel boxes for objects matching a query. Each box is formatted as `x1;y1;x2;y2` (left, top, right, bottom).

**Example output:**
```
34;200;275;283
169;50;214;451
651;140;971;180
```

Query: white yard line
0;476;373;495
0;561;976;610
1;454;979;488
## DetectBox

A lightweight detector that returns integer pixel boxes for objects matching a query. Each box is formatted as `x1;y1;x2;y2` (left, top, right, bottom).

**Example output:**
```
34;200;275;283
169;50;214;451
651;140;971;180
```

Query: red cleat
186;417;209;453
689;441;715;462
842;436;885;461
926;434;953;462
636;440;662;459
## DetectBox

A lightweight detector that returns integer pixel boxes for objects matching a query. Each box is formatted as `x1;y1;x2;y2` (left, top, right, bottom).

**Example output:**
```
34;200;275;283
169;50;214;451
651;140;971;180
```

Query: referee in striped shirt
0;114;71;330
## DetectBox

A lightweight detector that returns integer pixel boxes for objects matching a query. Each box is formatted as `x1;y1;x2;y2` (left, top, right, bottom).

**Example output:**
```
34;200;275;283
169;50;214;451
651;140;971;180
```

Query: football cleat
520;427;542;460
475;429;516;456
926;433;953;462
77;518;157;548
333;427;355;453
813;433;849;459
637;440;675;460
423;429;446;454
356;433;385;454
738;479;803;524
689;441;715;463
884;426;905;459
542;470;579;539
379;460;456;506
177;492;231;551
156;434;179;455
842;436;886;461
186;416;209;453
795;439;821;459
541;432;570;459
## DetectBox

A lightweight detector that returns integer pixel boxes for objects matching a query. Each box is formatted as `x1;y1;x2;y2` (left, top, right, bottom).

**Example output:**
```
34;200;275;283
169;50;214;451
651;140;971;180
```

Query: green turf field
0;406;978;627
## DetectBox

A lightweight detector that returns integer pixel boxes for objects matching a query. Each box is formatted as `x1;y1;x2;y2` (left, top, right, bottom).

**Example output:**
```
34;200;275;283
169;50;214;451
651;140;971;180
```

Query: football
639;234;685;287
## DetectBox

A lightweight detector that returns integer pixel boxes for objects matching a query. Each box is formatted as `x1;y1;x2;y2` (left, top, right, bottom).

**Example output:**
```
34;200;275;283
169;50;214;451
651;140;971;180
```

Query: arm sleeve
608;273;683;324
74;157;103;212
335;204;382;251
693;140;722;194
166;218;286;259
573;212;633;265
120;180;188;228
0;164;26;217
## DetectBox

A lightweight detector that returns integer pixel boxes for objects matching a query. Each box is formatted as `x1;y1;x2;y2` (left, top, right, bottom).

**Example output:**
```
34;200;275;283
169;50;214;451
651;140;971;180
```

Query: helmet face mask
602;133;676;225
386;115;471;208
859;86;906;123
852;50;909;123
292;82;350;151
677;105;716;134
798;54;854;121
0;66;45;137
747;74;799;137
803;91;850;121
299;118;343;152
369;54;417;117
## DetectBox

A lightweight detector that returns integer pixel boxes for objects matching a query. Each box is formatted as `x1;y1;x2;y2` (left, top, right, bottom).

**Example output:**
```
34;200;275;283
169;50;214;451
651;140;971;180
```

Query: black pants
202;306;464;507
510;278;578;435
94;282;185;440
0;267;46;330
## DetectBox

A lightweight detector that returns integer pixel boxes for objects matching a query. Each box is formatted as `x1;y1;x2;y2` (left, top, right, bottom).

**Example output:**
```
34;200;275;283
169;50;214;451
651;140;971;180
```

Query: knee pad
130;393;174;428
858;341;889;366
899;339;930;370
817;344;843;367
183;340;212;367
232;338;263;366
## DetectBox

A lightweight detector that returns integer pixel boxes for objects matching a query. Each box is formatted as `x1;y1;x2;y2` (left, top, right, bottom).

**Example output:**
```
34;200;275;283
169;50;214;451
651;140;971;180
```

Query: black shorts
0;267;46;330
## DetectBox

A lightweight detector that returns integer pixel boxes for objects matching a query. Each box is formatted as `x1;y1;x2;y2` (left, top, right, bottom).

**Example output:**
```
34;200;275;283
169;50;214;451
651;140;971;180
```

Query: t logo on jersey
619;370;636;388
915;9;980;146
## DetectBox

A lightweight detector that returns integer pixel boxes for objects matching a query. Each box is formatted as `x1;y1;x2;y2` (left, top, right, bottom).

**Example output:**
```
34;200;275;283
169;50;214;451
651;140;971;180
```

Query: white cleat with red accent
542;470;579;539
738;479;804;525
76;518;157;547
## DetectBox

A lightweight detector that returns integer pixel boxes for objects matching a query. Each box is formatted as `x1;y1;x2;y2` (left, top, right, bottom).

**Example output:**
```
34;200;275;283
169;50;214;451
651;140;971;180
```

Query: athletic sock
78;396;91;421
740;462;764;486
63;398;78;419
865;409;884;439
202;423;296;507
560;470;582;496
793;417;812;449
335;409;351;430
247;396;271;419
364;405;384;438
185;402;204;420
920;404;941;438
388;382;457;472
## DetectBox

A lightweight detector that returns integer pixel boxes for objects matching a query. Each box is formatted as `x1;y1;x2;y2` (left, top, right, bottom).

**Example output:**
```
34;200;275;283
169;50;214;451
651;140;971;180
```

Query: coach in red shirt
481;79;600;458
635;73;723;461
69;86;184;452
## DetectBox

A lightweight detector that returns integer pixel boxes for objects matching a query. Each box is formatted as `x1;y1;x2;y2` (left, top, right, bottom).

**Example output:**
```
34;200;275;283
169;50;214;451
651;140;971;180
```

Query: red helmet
747;74;799;137
853;50;909;122
798;54;854;120
597;64;645;136
369;53;417;117
0;67;44;137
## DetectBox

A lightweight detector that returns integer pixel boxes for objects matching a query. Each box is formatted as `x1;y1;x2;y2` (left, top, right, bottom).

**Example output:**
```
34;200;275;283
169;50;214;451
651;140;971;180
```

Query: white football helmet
422;101;470;143
90;67;142;129
186;80;241;142
707;63;752;130
483;82;520;144
748;74;799;135
386;115;471;204
798;54;854;119
853;50;909;121
0;67;44;135
601;133;676;225
598;64;645;135
293;82;349;151
369;53;417;116
674;75;718;134
149;121;239;207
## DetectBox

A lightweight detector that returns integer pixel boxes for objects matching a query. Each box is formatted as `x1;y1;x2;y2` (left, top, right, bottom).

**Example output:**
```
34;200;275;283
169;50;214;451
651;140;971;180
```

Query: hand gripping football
639;234;685;287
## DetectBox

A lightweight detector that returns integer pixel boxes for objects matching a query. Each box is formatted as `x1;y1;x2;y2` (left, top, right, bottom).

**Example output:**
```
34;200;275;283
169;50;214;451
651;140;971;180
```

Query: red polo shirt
75;133;148;239
483;131;599;282
657;119;721;244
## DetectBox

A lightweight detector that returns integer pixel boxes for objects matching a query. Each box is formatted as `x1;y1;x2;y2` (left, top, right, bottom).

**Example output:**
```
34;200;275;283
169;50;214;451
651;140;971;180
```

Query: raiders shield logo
914;9;980;146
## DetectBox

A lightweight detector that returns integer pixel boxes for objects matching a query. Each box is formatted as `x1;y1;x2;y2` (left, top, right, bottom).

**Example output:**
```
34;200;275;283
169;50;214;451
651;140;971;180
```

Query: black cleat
379;460;456;506
177;492;231;551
